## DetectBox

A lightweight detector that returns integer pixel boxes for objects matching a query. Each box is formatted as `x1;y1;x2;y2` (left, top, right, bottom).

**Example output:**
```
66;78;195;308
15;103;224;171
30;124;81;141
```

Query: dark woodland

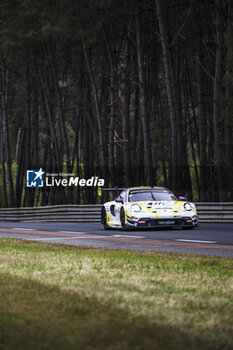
0;0;233;207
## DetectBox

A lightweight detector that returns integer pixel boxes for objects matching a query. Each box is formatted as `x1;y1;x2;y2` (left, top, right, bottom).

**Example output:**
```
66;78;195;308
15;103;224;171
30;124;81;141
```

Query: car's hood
127;200;181;209
124;200;197;216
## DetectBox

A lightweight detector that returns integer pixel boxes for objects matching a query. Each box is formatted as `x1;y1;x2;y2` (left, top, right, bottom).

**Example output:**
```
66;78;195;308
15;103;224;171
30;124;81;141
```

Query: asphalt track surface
0;222;233;257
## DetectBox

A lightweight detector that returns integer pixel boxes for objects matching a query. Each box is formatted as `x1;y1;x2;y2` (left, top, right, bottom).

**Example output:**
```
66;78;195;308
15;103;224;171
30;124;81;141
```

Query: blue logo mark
26;169;45;188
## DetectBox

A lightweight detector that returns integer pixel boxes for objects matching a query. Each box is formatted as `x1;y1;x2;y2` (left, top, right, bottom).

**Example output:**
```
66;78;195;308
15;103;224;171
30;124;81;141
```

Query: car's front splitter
126;216;198;229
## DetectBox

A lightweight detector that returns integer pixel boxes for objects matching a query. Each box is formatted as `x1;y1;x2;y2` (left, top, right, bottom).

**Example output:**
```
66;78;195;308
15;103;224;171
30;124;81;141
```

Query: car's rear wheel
101;207;109;230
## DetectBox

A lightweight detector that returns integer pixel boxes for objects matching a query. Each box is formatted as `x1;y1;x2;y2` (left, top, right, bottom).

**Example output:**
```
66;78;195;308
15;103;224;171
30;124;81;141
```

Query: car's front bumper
126;215;199;228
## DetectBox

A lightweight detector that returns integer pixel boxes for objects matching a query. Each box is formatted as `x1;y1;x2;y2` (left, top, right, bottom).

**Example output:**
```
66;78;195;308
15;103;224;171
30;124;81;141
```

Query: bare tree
136;2;153;185
213;0;226;201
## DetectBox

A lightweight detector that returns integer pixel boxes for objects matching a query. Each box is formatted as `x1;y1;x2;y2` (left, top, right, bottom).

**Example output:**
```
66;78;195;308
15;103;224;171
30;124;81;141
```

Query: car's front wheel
120;207;128;231
101;207;109;230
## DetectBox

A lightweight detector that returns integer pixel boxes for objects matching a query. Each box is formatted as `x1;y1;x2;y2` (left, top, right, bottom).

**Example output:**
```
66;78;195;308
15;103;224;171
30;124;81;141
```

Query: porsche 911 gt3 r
101;187;199;230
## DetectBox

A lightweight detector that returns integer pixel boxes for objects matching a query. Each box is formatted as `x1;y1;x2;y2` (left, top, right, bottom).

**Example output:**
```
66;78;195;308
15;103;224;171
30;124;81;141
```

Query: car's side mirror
115;197;123;203
178;196;185;201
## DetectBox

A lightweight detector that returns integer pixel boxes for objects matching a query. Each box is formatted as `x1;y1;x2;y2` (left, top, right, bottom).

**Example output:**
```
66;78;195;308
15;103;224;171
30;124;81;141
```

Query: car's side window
110;204;115;216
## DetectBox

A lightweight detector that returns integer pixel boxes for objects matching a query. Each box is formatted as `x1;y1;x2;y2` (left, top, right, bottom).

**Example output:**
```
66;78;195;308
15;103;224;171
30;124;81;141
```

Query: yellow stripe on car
173;201;183;218
125;210;133;218
106;212;114;227
140;202;159;218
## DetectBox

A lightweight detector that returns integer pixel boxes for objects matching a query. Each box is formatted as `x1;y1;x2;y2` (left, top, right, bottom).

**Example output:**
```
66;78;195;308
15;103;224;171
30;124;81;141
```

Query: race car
101;186;199;230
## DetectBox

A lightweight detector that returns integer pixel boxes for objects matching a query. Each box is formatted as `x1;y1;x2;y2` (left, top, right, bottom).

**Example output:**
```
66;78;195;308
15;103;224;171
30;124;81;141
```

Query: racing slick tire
120;207;129;231
101;207;110;230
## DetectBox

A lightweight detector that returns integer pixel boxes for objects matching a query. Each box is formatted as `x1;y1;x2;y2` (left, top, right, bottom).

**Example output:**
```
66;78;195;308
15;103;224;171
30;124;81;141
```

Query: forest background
0;0;232;207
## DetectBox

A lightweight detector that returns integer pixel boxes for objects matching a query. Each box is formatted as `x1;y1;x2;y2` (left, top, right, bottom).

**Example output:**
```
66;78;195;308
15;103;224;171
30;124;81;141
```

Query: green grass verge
0;238;233;350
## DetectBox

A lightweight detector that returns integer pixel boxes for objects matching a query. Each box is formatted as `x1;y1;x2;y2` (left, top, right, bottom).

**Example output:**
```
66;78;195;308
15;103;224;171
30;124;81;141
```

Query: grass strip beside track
0;238;233;350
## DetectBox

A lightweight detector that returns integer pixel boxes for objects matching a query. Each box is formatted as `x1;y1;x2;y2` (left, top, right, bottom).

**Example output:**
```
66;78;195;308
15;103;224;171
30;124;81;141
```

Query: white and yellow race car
101;186;199;230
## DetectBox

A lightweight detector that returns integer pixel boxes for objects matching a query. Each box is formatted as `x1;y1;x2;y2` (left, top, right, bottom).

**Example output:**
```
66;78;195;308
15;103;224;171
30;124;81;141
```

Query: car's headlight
130;204;142;213
183;202;194;211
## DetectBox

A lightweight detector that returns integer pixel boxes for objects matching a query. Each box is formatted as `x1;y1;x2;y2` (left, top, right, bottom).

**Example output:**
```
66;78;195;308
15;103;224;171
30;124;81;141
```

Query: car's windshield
128;190;177;202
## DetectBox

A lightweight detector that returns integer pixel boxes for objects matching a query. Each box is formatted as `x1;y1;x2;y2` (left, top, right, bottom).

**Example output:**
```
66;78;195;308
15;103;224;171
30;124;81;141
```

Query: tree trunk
225;0;233;200
81;33;106;171
196;52;208;201
15;126;25;207
2;63;14;207
155;0;179;191
136;2;153;185
213;0;226;201
121;37;132;187
103;29;116;184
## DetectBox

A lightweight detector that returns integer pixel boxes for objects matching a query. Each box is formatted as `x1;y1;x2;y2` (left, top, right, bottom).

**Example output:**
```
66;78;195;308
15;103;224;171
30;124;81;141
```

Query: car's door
115;190;127;223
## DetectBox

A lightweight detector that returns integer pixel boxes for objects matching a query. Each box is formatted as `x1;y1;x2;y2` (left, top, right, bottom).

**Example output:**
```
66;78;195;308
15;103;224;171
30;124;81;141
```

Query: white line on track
113;234;144;239
30;237;88;241
58;231;85;234
13;228;34;231
30;236;107;241
175;239;217;244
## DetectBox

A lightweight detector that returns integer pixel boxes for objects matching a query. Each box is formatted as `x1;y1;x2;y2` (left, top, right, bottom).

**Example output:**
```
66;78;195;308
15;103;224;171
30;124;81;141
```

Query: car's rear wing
97;187;125;196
